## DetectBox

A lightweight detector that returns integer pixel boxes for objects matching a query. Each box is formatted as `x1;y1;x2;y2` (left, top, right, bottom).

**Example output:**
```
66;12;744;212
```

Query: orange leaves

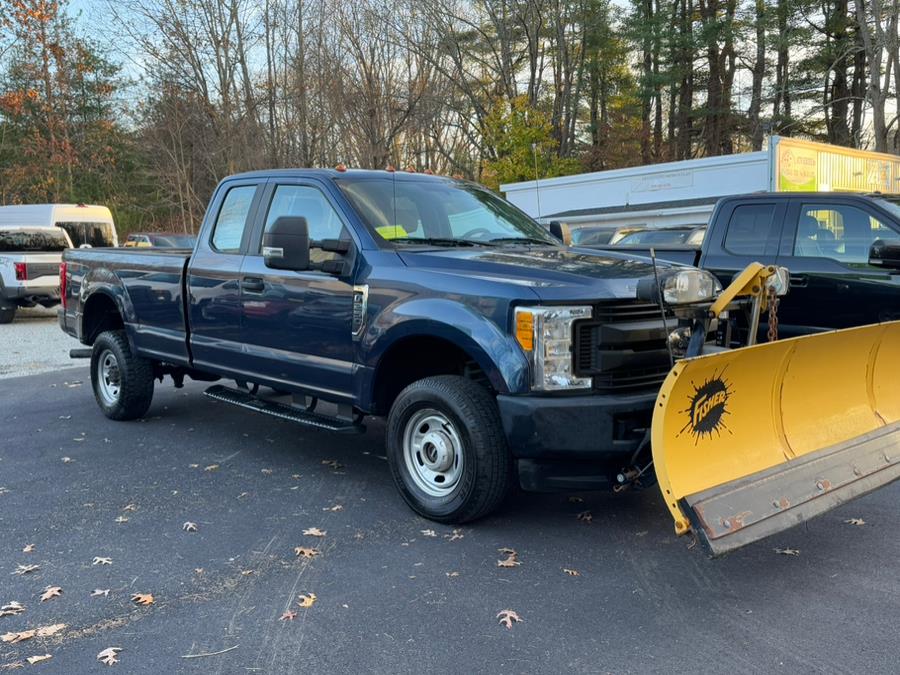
131;594;154;606
296;593;317;608
1;623;65;644
496;610;522;629
302;527;326;538
97;647;122;666
294;547;319;559
39;587;62;602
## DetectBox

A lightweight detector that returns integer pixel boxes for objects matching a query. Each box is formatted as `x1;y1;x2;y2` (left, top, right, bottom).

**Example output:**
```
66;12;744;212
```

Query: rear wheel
0;306;16;324
90;330;154;420
386;375;511;523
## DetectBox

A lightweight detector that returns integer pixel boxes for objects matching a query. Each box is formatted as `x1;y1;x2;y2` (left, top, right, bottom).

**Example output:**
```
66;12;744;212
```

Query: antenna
531;142;542;219
650;247;675;368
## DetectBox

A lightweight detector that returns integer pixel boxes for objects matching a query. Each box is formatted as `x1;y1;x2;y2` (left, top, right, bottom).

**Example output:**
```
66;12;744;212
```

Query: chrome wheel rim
402;408;464;497
97;349;121;406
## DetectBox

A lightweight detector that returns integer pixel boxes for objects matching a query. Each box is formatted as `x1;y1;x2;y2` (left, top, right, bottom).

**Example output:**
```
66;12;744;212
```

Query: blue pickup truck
59;169;726;522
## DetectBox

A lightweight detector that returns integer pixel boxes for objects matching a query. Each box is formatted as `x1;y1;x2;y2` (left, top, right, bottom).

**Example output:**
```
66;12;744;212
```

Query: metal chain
767;285;779;342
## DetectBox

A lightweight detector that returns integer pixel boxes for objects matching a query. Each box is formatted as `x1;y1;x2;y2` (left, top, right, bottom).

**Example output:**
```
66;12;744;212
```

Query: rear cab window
211;185;258;253
0;228;70;252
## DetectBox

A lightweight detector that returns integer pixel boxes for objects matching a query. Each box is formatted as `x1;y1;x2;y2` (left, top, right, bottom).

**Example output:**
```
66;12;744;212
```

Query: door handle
789;274;808;288
241;277;265;293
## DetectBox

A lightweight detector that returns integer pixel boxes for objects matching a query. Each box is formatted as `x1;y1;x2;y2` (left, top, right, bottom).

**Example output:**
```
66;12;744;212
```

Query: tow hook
614;462;654;493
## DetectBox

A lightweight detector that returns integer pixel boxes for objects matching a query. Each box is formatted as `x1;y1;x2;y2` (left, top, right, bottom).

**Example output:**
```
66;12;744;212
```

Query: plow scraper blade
651;320;900;556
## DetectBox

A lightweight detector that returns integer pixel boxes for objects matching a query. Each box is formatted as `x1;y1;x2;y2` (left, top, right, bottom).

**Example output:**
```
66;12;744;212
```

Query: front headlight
514;306;592;391
639;269;722;305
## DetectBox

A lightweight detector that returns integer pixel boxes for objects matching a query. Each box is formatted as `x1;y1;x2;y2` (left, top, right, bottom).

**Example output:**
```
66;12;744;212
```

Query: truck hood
398;245;673;302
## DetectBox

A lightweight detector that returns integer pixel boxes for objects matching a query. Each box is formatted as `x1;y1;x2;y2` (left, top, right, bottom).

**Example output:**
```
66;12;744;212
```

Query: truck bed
61;247;192;364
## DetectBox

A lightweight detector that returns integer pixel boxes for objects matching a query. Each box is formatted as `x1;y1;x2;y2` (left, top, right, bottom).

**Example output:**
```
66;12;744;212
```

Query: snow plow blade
652;320;900;557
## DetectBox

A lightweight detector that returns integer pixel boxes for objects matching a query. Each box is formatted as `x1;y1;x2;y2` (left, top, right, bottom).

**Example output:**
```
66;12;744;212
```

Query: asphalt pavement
1;368;899;674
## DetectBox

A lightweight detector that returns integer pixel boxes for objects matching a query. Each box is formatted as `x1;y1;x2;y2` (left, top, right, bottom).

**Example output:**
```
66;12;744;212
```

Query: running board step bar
204;385;364;434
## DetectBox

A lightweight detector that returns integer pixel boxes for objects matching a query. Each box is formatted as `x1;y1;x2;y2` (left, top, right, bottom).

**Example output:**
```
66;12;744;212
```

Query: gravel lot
0;307;82;379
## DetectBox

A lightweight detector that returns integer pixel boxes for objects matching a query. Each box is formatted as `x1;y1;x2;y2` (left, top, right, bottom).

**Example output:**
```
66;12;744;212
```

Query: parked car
594;192;900;337
0;226;72;323
0;203;118;248
611;225;706;247
124;232;197;248
60;168;729;522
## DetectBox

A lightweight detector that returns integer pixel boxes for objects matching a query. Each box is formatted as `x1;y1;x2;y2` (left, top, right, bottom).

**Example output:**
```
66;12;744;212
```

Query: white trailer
501;136;900;232
0;203;118;248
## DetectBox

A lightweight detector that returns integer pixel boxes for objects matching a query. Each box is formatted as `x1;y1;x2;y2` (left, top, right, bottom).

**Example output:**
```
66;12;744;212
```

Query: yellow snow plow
648;263;900;556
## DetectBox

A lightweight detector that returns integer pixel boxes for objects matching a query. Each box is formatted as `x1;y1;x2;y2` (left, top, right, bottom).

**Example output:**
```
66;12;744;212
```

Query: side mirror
548;221;571;245
263;216;310;270
869;239;900;270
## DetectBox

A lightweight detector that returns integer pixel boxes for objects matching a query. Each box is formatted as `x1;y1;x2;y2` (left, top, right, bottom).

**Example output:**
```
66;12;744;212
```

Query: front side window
792;204;897;263
261;185;348;263
211;185;257;253
723;204;777;255
335;176;556;246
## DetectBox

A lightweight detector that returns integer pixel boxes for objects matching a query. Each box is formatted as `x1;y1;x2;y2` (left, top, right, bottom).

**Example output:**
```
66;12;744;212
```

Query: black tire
386;375;511;523
0;306;16;324
90;330;154;421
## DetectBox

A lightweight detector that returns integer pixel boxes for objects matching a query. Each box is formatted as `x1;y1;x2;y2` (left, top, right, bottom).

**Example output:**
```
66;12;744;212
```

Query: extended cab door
187;179;264;374
774;198;900;334
239;179;357;402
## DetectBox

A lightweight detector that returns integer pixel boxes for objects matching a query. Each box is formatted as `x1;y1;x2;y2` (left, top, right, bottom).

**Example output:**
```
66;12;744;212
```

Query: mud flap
651;320;900;556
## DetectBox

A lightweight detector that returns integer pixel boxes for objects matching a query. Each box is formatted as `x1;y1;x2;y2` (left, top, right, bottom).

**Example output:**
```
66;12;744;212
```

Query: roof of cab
225;168;458;182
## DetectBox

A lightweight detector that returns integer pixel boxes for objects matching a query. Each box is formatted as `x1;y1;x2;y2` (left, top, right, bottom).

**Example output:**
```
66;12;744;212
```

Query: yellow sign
777;144;817;191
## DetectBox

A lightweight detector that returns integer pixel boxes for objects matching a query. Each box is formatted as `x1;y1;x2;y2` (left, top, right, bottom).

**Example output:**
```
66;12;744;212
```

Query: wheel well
82;293;124;344
372;336;491;415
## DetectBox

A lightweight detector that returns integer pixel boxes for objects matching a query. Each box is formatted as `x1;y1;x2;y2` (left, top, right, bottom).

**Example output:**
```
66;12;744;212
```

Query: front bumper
496;390;657;491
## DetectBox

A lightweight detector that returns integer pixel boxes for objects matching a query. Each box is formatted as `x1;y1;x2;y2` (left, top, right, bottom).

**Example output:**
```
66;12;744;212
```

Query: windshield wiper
391;237;492;248
487;236;555;246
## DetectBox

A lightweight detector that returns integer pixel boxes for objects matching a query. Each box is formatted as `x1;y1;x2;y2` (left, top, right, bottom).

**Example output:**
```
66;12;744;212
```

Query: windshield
571;228;614;246
57;221;116;247
0;228;69;252
874;197;900;224
335;175;557;246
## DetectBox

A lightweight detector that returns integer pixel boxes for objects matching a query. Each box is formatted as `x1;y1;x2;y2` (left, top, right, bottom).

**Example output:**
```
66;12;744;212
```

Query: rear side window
723;204;776;255
0;228;69;252
57;222;115;247
211;185;257;253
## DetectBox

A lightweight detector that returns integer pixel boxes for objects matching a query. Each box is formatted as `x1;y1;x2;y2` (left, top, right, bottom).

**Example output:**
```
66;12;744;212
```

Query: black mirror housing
869;239;900;270
263;216;310;270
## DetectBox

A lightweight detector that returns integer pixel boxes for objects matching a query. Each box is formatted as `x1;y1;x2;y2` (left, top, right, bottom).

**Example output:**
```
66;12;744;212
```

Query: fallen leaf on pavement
279;610;297;621
61;457;74;463
12;565;39;576
188;463;199;468
240;570;254;576
844;518;866;526
25;655;51;665
40;587;62;602
497;554;521;568
577;510;593;524
297;593;317;608
445;529;464;541
563;568;580;576
114;516;128;524
91;589;110;598
774;547;800;556
122;504;137;512
1;624;65;643
294;547;319;559
291;474;301;479
131;594;154;606
182;522;198;532
323;504;343;512
445;571;459;578
303;527;326;537
497;547;517;556
0;602;24;617
22;544;34;553
496;609;522;629
420;529;436;537
261;469;273;475
97;647;122;666
204;464;219;472
194;568;204;575
321;459;343;470
92;557;112;566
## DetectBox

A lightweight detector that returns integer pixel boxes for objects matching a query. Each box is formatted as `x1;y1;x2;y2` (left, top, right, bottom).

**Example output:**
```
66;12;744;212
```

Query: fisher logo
679;373;732;441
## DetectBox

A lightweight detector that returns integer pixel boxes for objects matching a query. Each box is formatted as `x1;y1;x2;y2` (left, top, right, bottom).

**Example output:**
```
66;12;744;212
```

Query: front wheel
90;330;154;420
386;375;511;523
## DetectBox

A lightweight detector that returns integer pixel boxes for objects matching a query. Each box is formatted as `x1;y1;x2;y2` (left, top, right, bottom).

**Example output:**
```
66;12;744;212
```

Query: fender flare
79;270;136;347
362;298;530;396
